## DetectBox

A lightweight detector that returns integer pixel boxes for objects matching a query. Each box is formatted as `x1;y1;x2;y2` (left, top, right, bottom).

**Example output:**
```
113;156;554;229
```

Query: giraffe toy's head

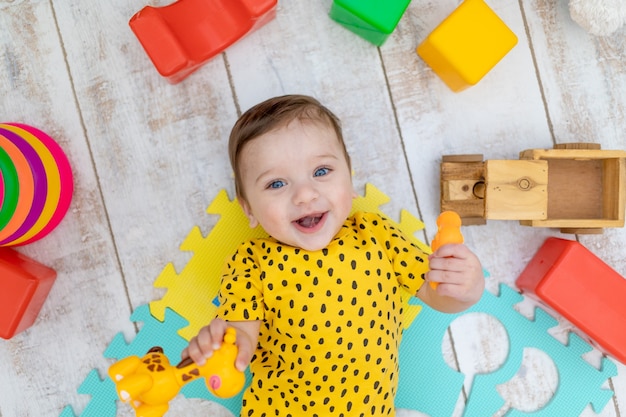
108;328;245;417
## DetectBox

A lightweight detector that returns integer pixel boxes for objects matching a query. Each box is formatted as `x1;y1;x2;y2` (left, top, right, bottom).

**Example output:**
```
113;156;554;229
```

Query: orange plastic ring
0;134;34;241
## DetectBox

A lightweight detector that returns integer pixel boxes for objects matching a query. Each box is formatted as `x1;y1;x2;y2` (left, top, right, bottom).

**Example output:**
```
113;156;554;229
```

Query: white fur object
569;0;626;36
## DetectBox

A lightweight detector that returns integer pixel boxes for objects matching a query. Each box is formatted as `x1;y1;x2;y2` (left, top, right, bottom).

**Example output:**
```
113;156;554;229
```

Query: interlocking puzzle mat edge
60;184;617;417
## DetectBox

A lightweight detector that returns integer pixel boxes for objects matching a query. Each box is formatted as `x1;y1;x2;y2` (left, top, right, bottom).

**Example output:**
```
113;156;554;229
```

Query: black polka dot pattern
216;212;427;416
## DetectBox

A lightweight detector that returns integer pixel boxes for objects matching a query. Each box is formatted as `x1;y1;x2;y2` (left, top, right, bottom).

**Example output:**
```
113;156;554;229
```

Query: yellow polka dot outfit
216;212;428;416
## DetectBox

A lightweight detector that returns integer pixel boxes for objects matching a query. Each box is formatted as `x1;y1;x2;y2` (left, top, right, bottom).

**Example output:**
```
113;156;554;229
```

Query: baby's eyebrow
254;168;276;185
314;153;340;161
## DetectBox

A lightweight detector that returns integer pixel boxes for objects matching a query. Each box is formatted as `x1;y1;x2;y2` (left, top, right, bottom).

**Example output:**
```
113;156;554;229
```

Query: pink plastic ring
5;123;73;246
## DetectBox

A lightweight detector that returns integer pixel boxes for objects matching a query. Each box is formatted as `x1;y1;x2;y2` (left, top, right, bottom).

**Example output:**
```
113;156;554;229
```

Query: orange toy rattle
430;211;464;289
108;327;245;417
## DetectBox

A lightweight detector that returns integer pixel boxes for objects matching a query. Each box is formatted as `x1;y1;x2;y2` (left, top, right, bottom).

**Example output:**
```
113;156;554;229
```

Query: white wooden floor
1;1;625;416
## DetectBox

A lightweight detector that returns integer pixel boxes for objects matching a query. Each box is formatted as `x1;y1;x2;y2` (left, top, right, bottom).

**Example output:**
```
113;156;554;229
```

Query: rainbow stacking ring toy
0;123;73;246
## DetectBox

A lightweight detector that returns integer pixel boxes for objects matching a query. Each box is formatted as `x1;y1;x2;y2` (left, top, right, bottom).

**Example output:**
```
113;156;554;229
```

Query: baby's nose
293;182;319;204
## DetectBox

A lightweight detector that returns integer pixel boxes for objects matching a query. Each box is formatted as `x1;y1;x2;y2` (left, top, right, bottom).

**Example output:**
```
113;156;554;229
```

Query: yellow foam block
150;184;427;341
417;0;518;92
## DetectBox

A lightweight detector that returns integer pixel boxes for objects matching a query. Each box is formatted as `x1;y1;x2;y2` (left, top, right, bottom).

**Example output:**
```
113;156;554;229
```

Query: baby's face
238;119;355;251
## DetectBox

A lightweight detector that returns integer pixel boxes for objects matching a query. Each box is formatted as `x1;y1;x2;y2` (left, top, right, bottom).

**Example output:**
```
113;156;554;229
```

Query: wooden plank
380;0;562;414
523;148;626;160
386;0;626;415
0;1;135;415
50;0;239;309
522;219;624;229
484;160;548;220
520;0;626;415
0;0;624;416
225;0;423;224
605;158;625;222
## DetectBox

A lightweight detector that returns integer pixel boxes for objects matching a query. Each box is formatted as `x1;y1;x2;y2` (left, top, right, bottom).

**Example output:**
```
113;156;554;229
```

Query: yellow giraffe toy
108;327;245;417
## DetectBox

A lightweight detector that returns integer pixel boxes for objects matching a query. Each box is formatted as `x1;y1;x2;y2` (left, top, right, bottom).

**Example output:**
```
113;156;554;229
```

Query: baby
184;94;484;416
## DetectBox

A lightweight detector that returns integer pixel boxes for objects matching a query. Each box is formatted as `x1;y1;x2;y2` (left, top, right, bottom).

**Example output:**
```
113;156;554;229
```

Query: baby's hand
424;243;484;312
182;318;230;366
182;318;260;372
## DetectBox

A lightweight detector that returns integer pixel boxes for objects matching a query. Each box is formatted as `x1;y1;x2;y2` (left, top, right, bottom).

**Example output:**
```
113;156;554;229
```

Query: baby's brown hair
228;94;351;201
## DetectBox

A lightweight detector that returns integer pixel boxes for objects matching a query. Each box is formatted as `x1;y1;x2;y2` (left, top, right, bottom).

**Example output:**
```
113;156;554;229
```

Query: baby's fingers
430;243;470;259
234;335;255;372
427;268;463;287
185;319;229;365
428;255;467;274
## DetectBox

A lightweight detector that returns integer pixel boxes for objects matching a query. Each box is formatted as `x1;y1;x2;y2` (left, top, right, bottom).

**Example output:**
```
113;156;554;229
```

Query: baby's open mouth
295;213;324;228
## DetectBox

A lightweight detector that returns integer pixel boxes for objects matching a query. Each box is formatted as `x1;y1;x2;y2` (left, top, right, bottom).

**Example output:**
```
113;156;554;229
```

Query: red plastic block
0;248;57;339
129;0;277;83
516;237;626;364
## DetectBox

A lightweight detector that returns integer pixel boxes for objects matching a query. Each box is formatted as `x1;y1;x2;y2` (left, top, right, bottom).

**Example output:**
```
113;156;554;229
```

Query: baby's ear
238;197;259;228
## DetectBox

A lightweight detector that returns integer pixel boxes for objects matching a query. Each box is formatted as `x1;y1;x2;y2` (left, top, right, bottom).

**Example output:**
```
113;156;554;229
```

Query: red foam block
0;248;57;339
516;237;626;364
130;0;277;83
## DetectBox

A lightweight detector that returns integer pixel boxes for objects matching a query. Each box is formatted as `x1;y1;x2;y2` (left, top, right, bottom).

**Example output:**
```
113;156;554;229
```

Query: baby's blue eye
314;167;330;177
268;180;286;189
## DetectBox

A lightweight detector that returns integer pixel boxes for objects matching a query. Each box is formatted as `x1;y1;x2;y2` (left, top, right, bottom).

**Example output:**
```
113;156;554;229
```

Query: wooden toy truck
440;144;626;233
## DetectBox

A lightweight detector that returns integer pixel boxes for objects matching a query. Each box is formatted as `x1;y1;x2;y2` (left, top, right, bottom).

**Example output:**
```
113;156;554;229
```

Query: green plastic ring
0;146;19;230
